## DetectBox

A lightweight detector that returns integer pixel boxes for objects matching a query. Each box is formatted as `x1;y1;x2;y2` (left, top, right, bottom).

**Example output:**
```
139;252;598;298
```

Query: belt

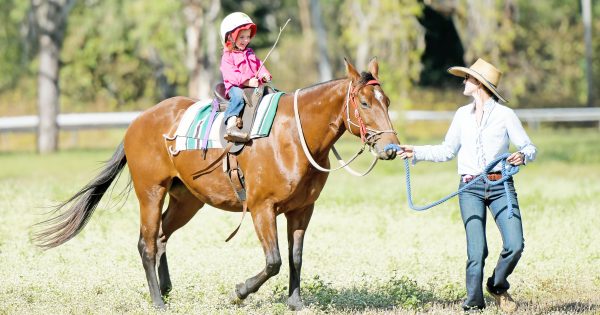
487;172;502;181
462;171;503;183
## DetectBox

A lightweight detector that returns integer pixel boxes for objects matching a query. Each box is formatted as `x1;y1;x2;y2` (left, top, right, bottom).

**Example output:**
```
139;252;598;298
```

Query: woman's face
463;74;480;96
234;29;252;50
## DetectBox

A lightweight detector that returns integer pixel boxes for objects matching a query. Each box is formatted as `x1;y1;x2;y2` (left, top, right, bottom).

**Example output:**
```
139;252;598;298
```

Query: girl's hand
398;145;414;159
506;151;525;166
261;74;271;82
248;78;259;87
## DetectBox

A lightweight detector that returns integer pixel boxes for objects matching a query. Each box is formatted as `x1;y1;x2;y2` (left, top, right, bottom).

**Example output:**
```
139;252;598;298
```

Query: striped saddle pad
170;92;283;153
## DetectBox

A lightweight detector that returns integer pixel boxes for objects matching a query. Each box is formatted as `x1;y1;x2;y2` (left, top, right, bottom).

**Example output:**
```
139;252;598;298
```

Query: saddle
213;82;276;154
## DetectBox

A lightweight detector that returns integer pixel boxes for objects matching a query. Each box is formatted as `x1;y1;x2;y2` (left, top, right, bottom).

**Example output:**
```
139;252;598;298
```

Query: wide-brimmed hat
448;58;507;103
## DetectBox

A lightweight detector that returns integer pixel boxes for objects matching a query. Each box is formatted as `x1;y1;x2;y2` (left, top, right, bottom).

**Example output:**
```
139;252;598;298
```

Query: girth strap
191;142;234;180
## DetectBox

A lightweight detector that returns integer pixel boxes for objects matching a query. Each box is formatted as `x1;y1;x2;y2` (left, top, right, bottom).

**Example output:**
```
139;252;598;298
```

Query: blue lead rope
384;144;520;218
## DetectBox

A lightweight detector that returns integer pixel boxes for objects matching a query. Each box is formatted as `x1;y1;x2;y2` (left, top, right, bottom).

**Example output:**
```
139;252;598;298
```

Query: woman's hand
506;151;525;166
397;145;414;159
261;74;271;82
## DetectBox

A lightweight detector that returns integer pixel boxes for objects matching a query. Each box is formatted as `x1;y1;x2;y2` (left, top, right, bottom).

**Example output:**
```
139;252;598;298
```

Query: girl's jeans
224;86;244;125
458;177;524;309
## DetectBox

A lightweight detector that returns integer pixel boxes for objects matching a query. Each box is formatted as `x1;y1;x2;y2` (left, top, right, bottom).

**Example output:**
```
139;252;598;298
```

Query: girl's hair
225;33;235;51
225;25;254;52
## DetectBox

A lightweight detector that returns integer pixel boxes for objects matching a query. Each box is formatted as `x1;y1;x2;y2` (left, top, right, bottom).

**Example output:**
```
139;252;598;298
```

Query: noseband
344;80;397;145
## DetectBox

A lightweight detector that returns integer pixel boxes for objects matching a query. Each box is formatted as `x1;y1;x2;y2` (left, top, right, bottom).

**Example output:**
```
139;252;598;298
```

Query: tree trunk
310;0;332;81
352;0;378;70
463;0;497;62
184;0;220;100
32;0;75;153
199;0;220;100
581;0;595;107
147;47;176;100
37;33;60;153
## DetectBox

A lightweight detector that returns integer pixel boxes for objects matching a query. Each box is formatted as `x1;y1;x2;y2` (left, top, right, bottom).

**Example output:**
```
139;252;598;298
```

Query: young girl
398;59;537;313
219;12;272;142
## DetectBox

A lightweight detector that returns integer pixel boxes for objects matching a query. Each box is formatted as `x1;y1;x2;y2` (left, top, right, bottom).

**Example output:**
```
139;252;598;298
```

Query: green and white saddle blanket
170;92;283;152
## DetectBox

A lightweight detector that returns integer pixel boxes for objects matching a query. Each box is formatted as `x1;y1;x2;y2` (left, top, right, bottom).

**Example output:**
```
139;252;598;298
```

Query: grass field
0;128;599;314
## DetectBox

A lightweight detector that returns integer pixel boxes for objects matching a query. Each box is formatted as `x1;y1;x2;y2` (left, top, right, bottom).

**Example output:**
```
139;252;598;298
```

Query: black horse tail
32;142;130;249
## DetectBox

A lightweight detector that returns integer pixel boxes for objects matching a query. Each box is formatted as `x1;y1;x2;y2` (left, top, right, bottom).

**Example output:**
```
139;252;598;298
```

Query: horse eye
360;101;370;108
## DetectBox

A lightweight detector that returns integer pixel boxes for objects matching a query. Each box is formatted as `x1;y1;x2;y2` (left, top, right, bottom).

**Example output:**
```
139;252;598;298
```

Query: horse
33;58;401;310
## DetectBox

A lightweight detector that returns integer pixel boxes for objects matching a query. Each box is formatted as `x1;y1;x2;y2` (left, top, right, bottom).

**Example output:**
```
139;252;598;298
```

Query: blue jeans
223;86;244;125
458;177;524;309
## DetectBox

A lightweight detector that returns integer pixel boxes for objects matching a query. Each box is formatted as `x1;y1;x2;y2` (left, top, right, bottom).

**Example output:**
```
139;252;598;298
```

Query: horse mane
300;71;376;93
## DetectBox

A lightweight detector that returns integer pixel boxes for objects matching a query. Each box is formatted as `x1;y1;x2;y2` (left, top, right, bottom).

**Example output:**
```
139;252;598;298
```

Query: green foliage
302;273;433;311
59;0;186;111
0;0;599;114
510;1;586;106
339;0;425;107
453;0;600;107
0;0;30;91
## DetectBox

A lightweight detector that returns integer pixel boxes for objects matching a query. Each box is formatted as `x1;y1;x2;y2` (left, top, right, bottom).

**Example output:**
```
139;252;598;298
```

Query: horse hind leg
134;180;169;309
285;204;314;311
157;180;205;296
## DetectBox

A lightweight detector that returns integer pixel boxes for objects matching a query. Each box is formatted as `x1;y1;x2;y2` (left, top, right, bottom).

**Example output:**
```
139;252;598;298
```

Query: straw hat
448;58;507;103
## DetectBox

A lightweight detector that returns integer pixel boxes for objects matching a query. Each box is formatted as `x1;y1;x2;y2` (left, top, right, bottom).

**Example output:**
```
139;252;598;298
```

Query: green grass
0;128;599;314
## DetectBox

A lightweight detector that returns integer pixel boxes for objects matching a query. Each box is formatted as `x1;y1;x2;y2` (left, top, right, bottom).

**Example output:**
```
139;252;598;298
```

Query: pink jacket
220;47;271;96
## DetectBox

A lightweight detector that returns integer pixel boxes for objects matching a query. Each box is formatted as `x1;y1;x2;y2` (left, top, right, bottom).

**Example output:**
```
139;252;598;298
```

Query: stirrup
224;127;249;143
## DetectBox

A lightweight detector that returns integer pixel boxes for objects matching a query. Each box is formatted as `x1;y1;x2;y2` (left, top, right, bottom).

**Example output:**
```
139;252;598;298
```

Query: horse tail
32;142;130;249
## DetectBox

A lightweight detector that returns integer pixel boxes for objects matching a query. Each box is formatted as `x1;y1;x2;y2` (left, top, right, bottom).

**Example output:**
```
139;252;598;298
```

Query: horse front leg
231;206;282;303
285;204;314;310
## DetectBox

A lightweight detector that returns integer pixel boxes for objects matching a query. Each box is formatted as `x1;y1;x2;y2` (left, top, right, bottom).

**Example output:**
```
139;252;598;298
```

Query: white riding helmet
220;12;257;46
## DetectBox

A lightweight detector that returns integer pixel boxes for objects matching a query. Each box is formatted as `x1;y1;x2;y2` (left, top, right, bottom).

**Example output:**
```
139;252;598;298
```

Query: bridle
343;80;397;145
292;79;396;176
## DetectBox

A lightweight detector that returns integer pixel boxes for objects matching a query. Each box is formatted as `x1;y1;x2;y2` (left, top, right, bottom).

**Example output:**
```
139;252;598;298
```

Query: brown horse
33;58;401;309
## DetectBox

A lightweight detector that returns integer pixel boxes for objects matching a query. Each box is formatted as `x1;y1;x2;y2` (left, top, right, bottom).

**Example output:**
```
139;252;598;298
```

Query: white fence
0;112;141;132
1;108;600;133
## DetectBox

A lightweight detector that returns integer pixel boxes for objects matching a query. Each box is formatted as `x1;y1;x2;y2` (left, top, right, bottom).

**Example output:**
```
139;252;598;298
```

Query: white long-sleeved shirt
412;99;537;175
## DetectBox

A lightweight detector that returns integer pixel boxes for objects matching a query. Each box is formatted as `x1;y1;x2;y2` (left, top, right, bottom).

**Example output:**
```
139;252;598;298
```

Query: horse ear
368;57;379;80
344;57;360;81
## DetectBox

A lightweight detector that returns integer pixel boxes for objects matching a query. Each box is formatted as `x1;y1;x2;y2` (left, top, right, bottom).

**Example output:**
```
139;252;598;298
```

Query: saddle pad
171;92;283;152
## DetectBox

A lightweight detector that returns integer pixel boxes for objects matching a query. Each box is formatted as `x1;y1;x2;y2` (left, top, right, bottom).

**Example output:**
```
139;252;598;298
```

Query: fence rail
1;108;600;133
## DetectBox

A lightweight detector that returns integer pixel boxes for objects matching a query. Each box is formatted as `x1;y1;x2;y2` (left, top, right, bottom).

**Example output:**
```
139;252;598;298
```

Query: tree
339;0;425;105
31;0;75;153
581;0;595;107
0;1;31;92
59;1;187;110
297;0;333;82
183;0;221;100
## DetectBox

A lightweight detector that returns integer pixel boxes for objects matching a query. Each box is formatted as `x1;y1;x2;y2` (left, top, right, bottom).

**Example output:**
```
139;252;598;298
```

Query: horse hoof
229;290;244;305
287;297;304;311
160;285;172;296
153;301;167;310
229;284;245;305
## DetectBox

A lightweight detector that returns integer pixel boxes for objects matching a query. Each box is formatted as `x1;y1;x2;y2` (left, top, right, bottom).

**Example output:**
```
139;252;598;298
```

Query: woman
398;58;537;313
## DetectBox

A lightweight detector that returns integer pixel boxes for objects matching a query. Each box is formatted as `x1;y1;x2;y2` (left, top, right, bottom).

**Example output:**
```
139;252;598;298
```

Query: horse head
343;57;401;160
